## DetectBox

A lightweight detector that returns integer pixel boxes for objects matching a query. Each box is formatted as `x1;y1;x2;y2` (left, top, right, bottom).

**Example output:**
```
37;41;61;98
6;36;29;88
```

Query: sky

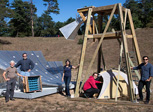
9;0;126;22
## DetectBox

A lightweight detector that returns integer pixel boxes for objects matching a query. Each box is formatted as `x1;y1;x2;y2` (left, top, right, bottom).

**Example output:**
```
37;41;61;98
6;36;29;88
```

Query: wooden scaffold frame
74;3;142;102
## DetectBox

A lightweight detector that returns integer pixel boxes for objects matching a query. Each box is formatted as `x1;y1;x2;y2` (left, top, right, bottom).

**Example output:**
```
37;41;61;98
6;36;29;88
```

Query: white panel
98;70;138;99
59;18;83;40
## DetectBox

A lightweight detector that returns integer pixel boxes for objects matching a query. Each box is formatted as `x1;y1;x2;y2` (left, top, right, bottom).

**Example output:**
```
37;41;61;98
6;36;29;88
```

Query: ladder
121;51;140;86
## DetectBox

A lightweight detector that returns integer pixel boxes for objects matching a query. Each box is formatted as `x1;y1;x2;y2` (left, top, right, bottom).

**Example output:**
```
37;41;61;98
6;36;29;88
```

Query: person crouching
83;72;102;98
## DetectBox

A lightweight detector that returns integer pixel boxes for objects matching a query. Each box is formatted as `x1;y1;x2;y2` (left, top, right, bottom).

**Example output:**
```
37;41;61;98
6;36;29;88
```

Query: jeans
138;80;151;101
20;71;30;77
19;71;30;91
64;76;71;96
84;88;99;97
5;78;16;101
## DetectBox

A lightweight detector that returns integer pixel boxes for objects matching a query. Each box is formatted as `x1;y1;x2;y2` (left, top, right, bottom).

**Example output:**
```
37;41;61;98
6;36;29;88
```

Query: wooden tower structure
74;3;142;101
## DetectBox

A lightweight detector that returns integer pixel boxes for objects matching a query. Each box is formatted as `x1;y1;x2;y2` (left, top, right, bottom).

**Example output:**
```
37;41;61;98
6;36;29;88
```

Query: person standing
132;56;153;104
15;53;34;77
83;72;101;98
62;59;79;97
3;61;25;103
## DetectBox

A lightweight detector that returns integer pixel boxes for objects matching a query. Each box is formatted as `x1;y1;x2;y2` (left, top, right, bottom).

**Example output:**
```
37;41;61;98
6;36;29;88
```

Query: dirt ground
0;28;153;111
0;90;153;112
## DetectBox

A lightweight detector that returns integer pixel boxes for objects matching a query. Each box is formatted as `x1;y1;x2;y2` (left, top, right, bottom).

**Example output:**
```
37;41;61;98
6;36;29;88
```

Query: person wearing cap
3;60;25;103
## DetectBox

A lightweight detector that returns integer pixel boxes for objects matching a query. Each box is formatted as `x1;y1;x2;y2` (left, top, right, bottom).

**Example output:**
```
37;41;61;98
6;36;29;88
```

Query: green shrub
78;38;83;44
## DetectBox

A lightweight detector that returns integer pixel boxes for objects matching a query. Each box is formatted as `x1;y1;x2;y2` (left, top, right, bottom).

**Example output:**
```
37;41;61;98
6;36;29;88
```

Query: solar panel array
0;51;64;86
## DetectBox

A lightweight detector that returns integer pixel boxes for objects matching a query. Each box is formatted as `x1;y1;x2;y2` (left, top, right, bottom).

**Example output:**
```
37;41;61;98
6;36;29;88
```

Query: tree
35;12;56;37
138;0;153;27
43;0;59;14
9;0;37;37
110;15;120;31
30;0;35;37
64;17;75;25
146;11;153;27
124;0;143;28
54;17;76;36
0;0;12;36
54;21;64;35
124;0;153;28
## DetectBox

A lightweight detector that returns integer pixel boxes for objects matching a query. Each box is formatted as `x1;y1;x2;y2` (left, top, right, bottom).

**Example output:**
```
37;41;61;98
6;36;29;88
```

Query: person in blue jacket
132;56;153;104
62;59;79;97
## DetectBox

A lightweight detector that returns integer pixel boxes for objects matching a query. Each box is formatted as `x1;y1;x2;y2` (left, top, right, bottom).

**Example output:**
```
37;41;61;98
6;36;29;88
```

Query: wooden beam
129;57;140;80
122;6;127;12
124;9;128;30
92;14;95;42
79;12;86;21
101;46;106;70
79;12;92;33
79;4;117;92
128;9;142;65
93;4;115;12
87;33;132;39
115;9;127;101
100;13;106;71
77;6;95;13
77;5;127;15
74;8;93;98
115;42;123;101
92;32;121;38
118;3;135;101
115;10;128;101
97;13;103;73
126;35;133;38
97;38;102;73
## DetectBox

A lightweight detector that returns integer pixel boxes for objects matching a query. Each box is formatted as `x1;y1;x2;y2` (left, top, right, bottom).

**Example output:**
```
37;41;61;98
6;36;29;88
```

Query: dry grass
0;28;153;81
0;28;153;112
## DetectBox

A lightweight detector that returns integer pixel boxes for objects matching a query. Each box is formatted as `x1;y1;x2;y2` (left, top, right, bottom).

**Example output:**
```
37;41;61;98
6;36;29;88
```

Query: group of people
2;54;153;104
3;53;34;103
63;56;153;104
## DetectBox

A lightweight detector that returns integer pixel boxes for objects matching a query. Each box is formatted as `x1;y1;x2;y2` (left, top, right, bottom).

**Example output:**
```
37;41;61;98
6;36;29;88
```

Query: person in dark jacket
83;72;101;98
132;56;153;104
15;53;34;77
62;59;79;97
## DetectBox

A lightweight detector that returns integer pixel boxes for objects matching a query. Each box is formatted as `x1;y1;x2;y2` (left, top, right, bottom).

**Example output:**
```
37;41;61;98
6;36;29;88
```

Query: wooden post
115;42;123;101
115;9;128;101
127;9;142;65
79;12;92;33
79;4;117;92
74;8;93;97
129;57;140;79
93;13;95;42
97;13;102;73
101;47;106;70
97;39;102;73
118;3;135;101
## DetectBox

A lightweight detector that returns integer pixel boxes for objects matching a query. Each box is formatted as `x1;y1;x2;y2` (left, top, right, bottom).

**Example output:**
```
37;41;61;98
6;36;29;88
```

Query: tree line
0;0;153;37
100;0;153;32
0;0;75;37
